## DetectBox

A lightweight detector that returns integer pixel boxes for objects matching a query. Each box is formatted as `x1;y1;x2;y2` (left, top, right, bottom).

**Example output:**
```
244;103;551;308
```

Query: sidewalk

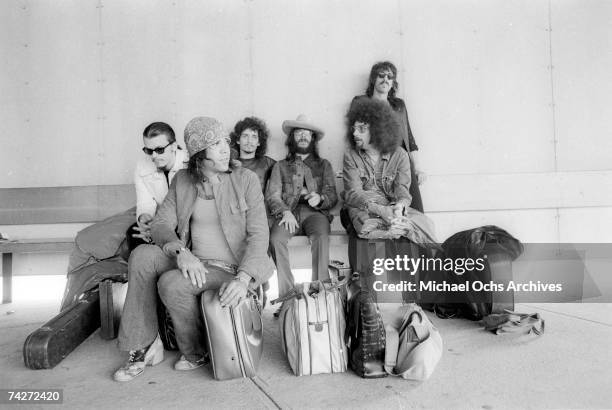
1;300;611;409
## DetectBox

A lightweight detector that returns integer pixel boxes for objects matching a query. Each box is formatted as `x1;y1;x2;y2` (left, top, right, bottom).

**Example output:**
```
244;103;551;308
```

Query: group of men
115;96;416;381
129;114;337;308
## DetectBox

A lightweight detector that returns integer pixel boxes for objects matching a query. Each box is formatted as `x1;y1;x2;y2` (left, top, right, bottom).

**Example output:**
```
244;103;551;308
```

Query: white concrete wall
2;0;612;242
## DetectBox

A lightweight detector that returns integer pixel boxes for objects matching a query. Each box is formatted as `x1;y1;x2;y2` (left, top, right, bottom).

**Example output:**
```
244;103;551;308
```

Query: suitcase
278;281;348;376
99;280;127;340
200;289;263;380
23;289;100;369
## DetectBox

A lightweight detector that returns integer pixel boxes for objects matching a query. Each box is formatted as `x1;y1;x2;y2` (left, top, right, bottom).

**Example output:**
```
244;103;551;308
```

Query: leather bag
200;289;263;380
277;280;348;376
346;289;387;378
384;304;443;381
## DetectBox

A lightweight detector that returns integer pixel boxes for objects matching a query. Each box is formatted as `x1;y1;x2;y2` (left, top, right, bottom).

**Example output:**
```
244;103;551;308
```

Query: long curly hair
346;98;401;154
365;61;404;109
230;116;270;158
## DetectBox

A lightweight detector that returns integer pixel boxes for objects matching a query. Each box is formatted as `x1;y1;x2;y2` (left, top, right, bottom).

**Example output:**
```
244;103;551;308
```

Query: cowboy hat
282;114;325;140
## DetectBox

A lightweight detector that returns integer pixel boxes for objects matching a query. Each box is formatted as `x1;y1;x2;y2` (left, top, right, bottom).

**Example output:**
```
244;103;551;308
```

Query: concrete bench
0;185;136;304
0;182;348;303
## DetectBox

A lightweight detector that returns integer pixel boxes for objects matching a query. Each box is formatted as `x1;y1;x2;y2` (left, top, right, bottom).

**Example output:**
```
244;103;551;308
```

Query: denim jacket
151;168;273;286
265;155;338;221
342;147;412;211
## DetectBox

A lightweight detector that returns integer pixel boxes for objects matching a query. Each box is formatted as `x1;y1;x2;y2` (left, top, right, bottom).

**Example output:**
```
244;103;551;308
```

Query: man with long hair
230;116;276;193
342;98;411;237
350;60;425;212
265;115;337;315
113;116;272;381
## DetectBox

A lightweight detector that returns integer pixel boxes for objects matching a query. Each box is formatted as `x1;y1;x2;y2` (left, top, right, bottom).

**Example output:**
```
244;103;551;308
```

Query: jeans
269;204;330;298
117;244;234;362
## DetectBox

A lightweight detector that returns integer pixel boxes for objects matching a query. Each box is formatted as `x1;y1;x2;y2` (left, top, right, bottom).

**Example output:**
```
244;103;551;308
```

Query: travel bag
23;289;100;369
98;280;127;340
431;226;523;320
384;304;443;381
276;279;348;376
346;288;387;378
200;289;263;380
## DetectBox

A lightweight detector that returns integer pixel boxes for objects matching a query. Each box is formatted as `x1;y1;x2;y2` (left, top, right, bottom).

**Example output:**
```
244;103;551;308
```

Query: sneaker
174;354;209;371
113;334;164;382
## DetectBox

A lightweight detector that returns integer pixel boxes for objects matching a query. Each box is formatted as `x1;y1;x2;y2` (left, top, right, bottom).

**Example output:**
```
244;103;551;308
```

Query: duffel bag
384;304;443;381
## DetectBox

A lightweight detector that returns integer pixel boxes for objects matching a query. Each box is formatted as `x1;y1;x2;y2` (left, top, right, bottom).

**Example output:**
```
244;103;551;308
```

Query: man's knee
128;244;164;279
307;219;331;240
270;227;290;246
157;270;191;303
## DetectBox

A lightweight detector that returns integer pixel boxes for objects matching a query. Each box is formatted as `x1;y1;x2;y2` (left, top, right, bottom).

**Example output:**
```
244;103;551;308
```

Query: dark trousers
269;205;330;297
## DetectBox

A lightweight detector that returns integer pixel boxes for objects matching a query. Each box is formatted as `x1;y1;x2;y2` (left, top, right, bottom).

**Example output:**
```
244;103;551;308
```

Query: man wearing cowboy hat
114;116;273;381
266;115;338;311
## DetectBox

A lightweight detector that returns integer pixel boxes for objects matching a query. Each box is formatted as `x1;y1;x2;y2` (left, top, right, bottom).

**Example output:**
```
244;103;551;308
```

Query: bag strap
384;325;400;375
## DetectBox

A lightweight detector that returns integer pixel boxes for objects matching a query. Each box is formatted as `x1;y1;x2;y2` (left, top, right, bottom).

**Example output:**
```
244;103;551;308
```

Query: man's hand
391;203;407;218
304;192;322;208
279;210;299;234
368;203;395;224
132;213;153;242
176;249;208;288
219;280;248;308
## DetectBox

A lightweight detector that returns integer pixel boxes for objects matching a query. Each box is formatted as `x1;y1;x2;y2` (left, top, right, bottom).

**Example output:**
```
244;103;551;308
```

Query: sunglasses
377;72;395;81
351;124;370;133
142;141;173;155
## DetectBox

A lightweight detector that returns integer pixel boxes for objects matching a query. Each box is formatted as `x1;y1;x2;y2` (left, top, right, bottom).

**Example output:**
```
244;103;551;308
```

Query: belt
201;259;238;274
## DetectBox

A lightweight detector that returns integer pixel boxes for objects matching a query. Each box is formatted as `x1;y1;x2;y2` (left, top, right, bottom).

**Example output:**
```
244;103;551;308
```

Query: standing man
128;122;187;249
230;116;276;193
266;115;337;314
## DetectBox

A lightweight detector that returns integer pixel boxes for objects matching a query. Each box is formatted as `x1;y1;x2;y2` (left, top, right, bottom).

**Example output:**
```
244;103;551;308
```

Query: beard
295;140;315;155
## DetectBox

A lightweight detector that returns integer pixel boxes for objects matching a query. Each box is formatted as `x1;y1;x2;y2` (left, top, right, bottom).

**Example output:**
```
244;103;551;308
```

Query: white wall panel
552;0;612;172
422;170;612;212
174;0;251;142
2;1;99;188
400;0;554;176
1;0;30;185
559;207;612;243
101;0;179;184
250;0;404;169
429;208;559;243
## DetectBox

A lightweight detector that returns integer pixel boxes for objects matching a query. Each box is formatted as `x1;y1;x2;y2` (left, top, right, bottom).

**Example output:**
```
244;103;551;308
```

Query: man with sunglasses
128;122;187;250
